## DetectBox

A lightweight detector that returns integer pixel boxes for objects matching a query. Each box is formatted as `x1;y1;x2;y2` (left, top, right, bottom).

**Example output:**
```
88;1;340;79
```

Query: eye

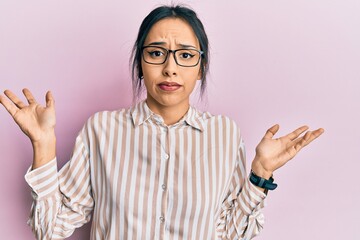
179;52;195;59
145;47;167;58
149;50;164;57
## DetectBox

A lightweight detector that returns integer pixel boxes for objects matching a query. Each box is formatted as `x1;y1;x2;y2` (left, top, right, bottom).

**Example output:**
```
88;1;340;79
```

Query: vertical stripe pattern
25;101;266;240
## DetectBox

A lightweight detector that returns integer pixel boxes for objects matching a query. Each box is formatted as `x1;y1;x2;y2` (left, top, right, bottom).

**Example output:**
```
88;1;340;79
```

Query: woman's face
141;17;202;112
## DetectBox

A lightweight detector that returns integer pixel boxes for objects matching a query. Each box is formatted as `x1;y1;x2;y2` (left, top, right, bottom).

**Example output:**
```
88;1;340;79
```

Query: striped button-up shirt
25;100;266;240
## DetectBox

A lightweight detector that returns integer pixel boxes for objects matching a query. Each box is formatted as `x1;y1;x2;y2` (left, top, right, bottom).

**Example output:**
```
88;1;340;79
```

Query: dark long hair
131;4;210;100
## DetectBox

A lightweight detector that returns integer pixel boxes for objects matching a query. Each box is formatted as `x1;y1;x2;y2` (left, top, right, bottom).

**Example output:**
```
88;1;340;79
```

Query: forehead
144;18;199;47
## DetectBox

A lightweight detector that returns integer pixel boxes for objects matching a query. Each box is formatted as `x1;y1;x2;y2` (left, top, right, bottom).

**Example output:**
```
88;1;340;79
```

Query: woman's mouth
158;82;182;91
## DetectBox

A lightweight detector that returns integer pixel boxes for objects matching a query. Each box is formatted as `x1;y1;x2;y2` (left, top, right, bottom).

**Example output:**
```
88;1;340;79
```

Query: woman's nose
162;52;178;76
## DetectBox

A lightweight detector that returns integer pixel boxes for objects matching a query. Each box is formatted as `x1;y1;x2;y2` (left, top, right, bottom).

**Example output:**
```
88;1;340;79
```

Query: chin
155;95;188;108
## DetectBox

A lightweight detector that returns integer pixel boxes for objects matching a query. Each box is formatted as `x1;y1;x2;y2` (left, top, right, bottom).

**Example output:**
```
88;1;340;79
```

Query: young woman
0;5;324;240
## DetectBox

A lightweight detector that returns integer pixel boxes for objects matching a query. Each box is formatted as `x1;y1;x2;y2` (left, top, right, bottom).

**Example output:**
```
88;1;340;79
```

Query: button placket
158;124;169;239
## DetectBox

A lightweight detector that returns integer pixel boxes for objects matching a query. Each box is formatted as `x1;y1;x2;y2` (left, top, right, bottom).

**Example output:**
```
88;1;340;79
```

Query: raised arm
2;89;94;239
217;124;324;239
0;88;56;169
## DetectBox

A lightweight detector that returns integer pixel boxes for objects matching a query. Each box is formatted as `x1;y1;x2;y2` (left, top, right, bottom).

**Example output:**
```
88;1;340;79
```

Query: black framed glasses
142;46;203;67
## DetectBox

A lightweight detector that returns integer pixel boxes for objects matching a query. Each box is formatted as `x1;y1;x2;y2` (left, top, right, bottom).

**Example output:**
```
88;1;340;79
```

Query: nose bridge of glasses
165;49;178;65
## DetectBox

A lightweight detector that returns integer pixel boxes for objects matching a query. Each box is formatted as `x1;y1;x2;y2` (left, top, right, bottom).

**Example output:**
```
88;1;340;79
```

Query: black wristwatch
249;170;278;191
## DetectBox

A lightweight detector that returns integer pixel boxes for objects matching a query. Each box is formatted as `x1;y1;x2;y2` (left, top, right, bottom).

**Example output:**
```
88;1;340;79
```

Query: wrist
31;131;56;170
251;158;273;180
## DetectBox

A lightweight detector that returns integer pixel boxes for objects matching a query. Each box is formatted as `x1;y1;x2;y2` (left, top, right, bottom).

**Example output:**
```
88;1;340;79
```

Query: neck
146;99;190;125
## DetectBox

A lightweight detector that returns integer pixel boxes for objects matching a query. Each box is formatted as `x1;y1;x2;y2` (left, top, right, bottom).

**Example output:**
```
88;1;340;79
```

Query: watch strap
249;170;278;190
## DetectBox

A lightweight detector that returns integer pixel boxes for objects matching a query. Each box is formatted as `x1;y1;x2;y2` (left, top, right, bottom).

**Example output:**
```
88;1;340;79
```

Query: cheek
141;66;159;91
183;68;201;84
142;61;161;79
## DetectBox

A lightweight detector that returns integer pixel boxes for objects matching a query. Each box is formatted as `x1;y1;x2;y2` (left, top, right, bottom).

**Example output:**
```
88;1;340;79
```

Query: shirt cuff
237;178;267;215
24;158;59;200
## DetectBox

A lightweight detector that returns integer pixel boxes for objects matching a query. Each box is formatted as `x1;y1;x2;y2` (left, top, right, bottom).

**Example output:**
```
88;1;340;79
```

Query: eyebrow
147;41;197;49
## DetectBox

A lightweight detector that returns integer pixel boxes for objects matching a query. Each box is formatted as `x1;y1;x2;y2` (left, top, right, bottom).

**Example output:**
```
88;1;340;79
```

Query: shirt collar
183;106;204;131
130;100;204;131
130;100;153;127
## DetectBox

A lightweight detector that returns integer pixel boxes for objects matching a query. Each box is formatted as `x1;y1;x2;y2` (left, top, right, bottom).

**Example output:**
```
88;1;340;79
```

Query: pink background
1;0;359;239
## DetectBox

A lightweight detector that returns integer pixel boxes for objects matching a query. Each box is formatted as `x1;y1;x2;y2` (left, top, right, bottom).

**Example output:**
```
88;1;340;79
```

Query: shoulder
194;108;242;136
196;108;239;126
73;108;132;150
82;107;132;133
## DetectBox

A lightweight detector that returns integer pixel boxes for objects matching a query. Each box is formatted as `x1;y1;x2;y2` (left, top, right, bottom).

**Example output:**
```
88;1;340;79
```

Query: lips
158;81;182;91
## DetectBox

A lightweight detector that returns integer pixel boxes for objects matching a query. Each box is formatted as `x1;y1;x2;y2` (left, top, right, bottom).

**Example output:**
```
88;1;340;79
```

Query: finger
294;128;324;151
45;91;55;108
23;88;37;104
263;124;280;139
304;128;324;144
0;93;19;117
293;132;311;152
285;125;309;141
3;89;27;108
307;128;325;142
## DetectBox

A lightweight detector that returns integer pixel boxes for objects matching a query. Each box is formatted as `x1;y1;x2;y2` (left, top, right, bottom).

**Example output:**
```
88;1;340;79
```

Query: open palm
0;89;56;143
252;124;324;178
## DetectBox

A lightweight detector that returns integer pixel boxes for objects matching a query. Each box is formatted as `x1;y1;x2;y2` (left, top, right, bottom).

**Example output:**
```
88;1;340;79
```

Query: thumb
45;91;55;108
263;124;280;139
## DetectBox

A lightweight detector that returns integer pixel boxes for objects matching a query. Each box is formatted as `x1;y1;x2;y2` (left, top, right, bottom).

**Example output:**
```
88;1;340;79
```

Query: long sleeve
25;132;94;240
216;139;266;240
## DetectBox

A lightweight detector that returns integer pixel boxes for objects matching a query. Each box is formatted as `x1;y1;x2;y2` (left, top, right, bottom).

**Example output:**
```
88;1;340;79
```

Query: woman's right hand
0;88;56;169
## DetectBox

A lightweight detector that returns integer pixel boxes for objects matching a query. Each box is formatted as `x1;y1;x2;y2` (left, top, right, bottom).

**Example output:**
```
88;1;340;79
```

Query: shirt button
162;184;166;191
164;154;169;160
159;216;165;223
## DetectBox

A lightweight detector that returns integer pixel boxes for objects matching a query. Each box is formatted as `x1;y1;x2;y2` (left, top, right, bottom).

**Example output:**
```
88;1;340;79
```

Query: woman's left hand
251;124;324;179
